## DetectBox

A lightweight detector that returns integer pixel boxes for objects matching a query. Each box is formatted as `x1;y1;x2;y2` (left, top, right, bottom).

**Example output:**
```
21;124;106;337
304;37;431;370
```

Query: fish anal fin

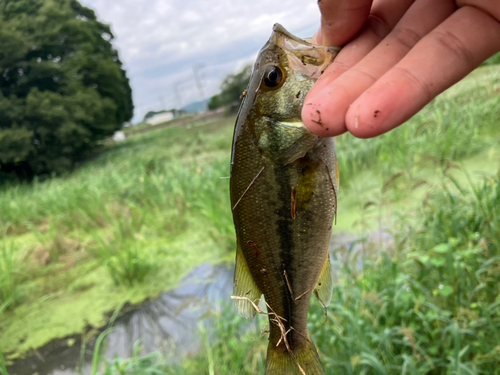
233;243;262;319
314;253;333;308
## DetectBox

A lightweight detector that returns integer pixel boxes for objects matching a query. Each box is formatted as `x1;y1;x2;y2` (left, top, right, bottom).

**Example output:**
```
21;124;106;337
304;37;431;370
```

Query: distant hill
182;99;209;113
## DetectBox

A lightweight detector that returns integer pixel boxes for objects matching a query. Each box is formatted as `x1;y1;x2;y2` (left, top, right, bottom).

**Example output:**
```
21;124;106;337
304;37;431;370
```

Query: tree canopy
208;64;251;111
0;0;133;178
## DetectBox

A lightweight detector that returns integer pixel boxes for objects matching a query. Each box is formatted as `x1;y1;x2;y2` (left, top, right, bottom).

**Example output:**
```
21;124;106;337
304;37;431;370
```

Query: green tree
0;0;133;178
208;64;251;111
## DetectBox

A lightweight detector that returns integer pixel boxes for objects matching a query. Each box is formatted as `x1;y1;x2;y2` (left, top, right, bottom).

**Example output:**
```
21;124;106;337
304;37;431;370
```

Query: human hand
301;0;500;138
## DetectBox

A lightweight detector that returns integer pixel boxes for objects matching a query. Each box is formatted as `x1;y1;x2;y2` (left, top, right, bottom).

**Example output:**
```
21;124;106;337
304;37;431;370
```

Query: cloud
80;0;321;121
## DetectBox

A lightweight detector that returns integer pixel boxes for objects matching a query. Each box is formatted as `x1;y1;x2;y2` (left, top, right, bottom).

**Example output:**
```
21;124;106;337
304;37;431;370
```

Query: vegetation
0;0;133;179
207;65;251;111
78;64;500;375
0;116;236;359
0;62;498;373
335;65;500;188
309;171;500;374
482;51;500;66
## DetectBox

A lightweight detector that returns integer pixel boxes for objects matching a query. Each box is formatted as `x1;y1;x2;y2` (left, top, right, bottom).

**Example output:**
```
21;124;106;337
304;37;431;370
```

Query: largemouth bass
230;24;340;375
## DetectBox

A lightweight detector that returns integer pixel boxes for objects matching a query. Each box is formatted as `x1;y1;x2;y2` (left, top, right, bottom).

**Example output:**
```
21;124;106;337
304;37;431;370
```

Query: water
7;231;390;375
6;263;234;375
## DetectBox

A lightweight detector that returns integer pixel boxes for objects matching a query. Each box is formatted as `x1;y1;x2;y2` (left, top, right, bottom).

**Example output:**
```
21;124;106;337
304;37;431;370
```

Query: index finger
316;0;374;46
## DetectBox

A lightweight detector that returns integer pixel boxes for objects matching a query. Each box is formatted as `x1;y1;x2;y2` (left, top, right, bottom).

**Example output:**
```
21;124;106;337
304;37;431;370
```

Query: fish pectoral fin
257;120;318;165
233;243;262;319
274;133;318;165
314;253;333;308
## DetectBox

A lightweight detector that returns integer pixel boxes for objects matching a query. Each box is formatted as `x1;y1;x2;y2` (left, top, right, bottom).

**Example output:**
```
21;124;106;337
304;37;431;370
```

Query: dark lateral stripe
273;164;295;339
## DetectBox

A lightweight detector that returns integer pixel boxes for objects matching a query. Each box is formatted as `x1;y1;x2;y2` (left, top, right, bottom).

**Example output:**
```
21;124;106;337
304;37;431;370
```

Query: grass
333;64;500;232
335;65;500;187
0;240;21;313
309;169;500;374
0;63;498;372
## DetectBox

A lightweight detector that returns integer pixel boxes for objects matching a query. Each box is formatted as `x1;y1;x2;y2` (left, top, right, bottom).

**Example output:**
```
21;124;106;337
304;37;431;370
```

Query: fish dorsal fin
233;242;262;319
314;253;333;307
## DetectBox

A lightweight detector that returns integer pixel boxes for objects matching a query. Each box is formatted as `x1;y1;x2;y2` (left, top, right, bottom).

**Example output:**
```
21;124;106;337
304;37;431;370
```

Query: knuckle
350;66;378;82
456;1;500;24
392;66;434;101
365;14;392;41
391;26;423;51
330;59;353;74
430;30;475;70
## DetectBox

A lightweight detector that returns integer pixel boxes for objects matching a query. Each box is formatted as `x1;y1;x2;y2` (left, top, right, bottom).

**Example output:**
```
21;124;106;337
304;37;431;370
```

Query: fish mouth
272;23;313;46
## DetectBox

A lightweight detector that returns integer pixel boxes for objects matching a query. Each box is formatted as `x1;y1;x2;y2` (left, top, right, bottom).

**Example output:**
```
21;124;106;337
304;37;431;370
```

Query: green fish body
230;24;340;375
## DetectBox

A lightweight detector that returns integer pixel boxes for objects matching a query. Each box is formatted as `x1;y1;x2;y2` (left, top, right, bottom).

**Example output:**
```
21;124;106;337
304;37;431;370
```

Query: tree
208;64;251;111
0;0;133;178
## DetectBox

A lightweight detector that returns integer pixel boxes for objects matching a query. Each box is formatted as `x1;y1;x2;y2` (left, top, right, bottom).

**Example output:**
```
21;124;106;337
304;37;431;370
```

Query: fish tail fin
265;331;324;375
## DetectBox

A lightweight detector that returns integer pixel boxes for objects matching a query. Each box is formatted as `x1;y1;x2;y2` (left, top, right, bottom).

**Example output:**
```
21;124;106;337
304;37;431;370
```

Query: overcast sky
79;0;322;122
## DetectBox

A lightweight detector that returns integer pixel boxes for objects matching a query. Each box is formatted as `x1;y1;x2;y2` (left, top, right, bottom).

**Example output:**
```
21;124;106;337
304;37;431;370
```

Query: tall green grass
0;117;234;285
0;241;21;313
336;67;500;186
309;170;500;374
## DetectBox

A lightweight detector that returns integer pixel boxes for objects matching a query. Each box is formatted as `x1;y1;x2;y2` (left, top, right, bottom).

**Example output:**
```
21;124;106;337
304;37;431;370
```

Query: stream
6;232;389;375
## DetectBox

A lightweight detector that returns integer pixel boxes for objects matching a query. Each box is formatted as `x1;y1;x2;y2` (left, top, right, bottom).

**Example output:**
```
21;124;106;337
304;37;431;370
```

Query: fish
230;24;341;375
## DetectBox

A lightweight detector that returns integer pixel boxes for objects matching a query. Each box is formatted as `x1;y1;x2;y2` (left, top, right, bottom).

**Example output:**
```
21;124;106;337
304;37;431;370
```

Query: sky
79;0;322;122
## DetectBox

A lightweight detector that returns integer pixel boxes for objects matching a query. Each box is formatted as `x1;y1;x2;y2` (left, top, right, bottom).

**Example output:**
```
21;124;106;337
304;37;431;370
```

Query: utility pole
174;82;183;110
193;64;206;112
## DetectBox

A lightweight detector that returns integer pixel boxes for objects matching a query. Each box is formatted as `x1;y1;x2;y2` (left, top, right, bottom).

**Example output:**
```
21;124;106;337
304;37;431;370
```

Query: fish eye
263;65;284;88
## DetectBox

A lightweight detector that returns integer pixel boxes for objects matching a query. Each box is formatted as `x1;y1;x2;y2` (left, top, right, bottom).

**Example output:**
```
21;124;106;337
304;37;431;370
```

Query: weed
309;171;500;374
0;351;8;375
0;241;20;312
336;70;500;187
91;214;157;286
164;304;267;375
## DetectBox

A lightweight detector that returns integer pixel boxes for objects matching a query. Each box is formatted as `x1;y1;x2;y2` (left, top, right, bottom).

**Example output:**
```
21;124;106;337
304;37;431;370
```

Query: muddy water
7;232;388;375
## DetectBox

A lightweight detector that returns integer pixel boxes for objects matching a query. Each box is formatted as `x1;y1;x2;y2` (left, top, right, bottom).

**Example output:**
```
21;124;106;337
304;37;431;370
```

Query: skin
301;0;500;139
